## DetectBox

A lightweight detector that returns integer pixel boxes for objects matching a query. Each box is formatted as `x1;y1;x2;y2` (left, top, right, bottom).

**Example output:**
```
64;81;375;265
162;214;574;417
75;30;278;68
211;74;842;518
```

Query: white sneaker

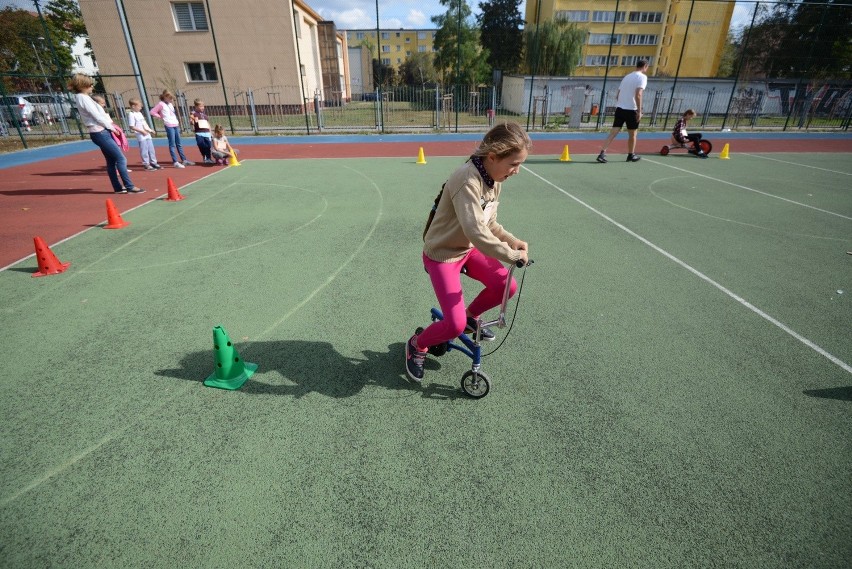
173;162;185;169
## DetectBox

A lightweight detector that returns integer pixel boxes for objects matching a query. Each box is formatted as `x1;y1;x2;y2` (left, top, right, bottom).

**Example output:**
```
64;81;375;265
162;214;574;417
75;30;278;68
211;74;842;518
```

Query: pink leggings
416;249;517;350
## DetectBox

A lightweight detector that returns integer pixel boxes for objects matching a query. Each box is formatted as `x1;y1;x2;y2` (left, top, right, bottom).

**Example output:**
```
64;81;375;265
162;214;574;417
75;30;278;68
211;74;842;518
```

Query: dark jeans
195;134;212;160
165;125;187;163
90;129;133;192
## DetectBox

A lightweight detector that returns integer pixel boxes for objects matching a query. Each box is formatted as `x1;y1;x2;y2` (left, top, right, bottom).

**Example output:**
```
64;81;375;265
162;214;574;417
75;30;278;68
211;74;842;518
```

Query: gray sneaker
183;160;196;166
596;152;607;163
173;161;185;169
626;154;641;162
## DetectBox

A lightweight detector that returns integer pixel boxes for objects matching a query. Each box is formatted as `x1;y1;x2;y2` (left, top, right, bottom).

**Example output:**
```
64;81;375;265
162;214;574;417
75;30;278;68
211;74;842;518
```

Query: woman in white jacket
68;74;144;194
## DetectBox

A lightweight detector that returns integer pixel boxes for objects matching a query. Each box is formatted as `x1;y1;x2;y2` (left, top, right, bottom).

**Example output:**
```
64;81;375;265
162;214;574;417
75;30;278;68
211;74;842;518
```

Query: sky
1;0;754;31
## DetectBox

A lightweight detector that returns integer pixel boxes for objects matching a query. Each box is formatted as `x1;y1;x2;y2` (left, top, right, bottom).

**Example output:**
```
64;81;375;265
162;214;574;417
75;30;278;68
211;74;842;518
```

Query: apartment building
79;0;348;109
344;29;437;69
525;0;734;77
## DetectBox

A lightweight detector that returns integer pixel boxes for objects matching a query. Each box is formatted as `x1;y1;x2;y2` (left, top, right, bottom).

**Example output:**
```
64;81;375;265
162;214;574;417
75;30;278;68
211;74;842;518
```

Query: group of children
121;90;237;171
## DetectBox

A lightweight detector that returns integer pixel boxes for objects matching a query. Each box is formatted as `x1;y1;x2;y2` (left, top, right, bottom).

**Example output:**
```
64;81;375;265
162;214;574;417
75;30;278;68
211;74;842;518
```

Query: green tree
716;32;738;78
734;0;851;80
372;58;396;88
399;52;438;87
477;0;523;74
521;18;585;77
431;0;491;87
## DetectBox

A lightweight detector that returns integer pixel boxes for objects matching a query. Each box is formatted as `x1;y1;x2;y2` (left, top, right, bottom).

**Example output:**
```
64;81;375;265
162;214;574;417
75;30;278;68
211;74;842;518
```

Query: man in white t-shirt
596;60;649;163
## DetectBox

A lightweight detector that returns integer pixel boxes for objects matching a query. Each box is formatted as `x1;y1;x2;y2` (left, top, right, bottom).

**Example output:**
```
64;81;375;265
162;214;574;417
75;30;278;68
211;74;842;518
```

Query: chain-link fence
1;0;849;148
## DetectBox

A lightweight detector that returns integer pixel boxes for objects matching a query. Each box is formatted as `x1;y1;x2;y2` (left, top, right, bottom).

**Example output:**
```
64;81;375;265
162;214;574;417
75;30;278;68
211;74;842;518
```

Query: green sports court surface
1;152;850;567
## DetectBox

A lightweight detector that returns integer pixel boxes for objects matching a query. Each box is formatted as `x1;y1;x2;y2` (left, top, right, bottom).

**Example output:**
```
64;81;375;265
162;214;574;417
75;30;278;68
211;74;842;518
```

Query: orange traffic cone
104;198;130;229
32;236;70;277
165;178;185;201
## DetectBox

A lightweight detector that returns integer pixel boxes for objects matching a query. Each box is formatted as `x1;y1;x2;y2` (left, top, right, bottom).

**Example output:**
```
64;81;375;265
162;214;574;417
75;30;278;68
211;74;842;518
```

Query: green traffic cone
203;325;257;390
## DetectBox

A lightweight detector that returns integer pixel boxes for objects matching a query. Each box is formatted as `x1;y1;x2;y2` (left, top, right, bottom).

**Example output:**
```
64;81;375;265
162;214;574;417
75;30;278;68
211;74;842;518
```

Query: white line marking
523;166;852;376
647;177;847;242
740;153;852;177
644;158;852;221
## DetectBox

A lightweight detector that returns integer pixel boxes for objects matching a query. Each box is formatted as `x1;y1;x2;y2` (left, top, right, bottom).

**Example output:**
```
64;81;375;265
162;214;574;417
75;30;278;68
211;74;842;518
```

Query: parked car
0;95;37;127
20;93;76;120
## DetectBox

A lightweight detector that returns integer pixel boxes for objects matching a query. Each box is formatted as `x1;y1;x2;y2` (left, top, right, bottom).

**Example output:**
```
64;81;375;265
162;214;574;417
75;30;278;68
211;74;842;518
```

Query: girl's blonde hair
128;97;141;107
684;109;697;117
67;73;94;93
213;124;225;135
160;90;173;101
472;121;532;159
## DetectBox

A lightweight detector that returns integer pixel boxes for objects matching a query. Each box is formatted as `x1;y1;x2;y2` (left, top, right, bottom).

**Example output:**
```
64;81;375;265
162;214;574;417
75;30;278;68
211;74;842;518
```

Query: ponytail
422;184;445;241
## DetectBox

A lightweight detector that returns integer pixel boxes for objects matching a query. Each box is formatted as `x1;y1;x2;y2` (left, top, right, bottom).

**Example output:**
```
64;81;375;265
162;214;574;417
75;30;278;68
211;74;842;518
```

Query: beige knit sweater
423;160;522;264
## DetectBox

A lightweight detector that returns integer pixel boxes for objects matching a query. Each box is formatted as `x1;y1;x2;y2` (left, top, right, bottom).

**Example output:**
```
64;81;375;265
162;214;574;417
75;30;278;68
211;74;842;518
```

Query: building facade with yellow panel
524;0;734;77
343;29;437;70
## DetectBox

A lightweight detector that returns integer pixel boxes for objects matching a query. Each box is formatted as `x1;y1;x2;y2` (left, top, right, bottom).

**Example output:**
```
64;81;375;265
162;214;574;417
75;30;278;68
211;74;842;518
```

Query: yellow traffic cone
416;147;427;165
719;143;730;159
559;144;571;162
228;149;241;166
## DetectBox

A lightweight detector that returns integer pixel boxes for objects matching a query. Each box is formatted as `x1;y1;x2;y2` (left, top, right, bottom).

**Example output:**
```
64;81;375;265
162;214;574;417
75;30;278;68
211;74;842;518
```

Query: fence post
247;89;258;134
701;88;714;127
314;92;323;132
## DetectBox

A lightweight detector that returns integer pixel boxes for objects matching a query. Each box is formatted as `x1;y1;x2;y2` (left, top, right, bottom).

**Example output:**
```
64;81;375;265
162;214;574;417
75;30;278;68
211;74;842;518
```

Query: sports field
1;136;851;567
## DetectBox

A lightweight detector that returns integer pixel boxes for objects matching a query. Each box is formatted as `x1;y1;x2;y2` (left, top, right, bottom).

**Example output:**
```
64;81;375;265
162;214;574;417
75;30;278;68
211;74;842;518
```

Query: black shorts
612;107;640;130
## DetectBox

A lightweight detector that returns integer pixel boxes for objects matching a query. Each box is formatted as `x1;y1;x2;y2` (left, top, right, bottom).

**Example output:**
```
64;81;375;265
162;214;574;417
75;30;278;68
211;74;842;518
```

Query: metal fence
1;0;850;148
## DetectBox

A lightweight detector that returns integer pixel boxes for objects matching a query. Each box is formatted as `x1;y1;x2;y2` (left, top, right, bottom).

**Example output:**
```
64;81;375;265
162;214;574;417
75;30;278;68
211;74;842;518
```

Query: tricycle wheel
461;370;491;399
660;145;669;156
699;139;712;155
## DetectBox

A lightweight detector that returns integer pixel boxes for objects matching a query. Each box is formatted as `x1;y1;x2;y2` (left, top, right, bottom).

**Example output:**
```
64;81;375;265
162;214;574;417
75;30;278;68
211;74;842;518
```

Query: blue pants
165;125;187;163
90;129;134;192
195;134;212;160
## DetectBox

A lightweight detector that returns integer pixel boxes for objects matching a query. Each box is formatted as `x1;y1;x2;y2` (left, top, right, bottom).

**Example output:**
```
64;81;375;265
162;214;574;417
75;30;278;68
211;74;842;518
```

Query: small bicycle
416;259;532;399
660;136;713;157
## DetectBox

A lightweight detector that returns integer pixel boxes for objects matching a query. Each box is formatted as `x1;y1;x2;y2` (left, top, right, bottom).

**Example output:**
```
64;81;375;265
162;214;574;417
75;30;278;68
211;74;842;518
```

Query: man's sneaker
183;160;196;166
626;154;641;162
596;152;607;163
152;164;163;170
114;188;128;194
125;187;146;194
405;335;427;383
464;316;496;341
173;161;185;169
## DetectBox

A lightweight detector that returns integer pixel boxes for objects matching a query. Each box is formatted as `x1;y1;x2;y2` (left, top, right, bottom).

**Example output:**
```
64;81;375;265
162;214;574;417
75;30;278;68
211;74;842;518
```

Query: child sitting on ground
211;124;238;165
672;109;707;158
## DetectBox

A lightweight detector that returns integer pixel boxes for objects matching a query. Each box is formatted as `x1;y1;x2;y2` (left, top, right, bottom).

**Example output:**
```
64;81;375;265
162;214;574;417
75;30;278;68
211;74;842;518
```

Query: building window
75;55;83;66
173;2;208;31
186;62;217;82
405;37;410;43
395;32;400;37
418;45;426;52
627;34;658;45
621;55;654;67
293;11;301;38
356;32;365;40
382;45;390;52
589;34;621;45
406;51;411;56
396;58;401;63
381;58;390;65
556;10;589;22
629;12;663;23
584;55;618;66
381;32;390;39
418;32;427;40
592;11;625;23
396;45;401;51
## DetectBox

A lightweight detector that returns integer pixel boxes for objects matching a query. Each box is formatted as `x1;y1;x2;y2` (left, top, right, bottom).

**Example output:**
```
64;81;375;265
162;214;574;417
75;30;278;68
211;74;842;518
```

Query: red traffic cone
104;198;130;229
32;236;70;277
165;177;185;202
